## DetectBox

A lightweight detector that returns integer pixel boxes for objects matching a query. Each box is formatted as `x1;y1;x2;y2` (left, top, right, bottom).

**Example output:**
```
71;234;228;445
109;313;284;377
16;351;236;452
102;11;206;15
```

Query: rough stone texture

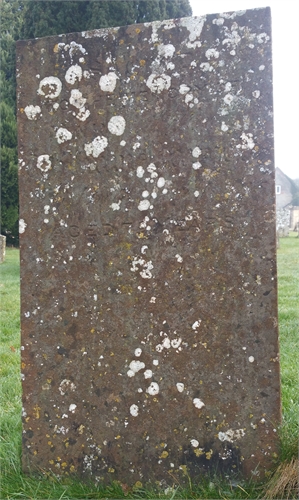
0;235;6;263
17;8;281;484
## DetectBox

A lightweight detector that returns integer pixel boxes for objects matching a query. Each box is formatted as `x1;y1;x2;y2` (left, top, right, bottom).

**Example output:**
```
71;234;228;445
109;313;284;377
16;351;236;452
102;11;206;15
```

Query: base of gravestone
0;235;6;263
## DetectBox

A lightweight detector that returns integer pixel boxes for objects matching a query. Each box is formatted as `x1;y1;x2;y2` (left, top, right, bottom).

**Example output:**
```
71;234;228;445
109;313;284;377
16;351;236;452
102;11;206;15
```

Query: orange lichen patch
53;44;59;53
140;59;146;66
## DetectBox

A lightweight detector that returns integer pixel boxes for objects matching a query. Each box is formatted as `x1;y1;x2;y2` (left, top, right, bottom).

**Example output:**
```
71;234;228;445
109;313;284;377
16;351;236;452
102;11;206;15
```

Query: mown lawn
0;235;298;499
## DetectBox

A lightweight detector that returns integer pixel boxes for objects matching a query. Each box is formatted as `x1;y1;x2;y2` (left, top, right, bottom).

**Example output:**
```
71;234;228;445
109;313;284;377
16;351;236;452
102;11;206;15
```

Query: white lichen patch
221;122;229;132
179;84;191;95
223;93;234;106
157;177;165;188
238;132;255;150
37;155;51;172
205;48;219;59
144;369;153;379
136;166;145;178
192;162;202;170
128;360;145;375
37;76;62;99
181;16;206;49
191;439;199;447
135;348;142;357
171;338;182;348
192;147;202;158
55;127;72;144
99;72;118;92
108;115;126;136
193;398;205;409
110;201;121;211
19;219;27;234
252;90;260;98
248;356;255;363
213;17;224;26
158;43;175;59
59;379;76;395
84;136;108;158
162;337;171;349
138;199;150;211
146;73;171;94
130;404;139;417
200;62;213;72
24;105;41;120
176;383;184;392
68;41;87;59
192;320;202;330
76;107;90;121
69;404;77;413
218;428;245;443
65;64;82;85
69;89;86;109
147;382;159;395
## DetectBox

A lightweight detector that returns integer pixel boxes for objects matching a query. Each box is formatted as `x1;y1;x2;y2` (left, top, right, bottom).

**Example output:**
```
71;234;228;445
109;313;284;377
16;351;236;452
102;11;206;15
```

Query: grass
0;235;298;499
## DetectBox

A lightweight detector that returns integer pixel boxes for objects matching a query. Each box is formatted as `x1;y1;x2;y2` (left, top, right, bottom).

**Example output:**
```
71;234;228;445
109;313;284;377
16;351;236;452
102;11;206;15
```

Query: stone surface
0;235;6;263
17;8;281;484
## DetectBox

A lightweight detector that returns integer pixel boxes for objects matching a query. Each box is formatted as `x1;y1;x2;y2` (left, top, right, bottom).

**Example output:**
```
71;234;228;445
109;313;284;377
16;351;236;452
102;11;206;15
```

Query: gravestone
0;235;6;263
17;8;281;484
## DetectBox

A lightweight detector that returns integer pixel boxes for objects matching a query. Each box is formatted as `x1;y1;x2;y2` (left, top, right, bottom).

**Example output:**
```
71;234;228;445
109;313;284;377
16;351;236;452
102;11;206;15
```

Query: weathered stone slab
17;8;280;484
0;235;6;263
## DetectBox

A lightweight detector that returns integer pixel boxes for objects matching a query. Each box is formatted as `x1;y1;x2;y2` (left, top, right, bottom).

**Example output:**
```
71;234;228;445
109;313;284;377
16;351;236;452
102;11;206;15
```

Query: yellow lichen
194;448;205;457
33;405;41;419
180;465;188;475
